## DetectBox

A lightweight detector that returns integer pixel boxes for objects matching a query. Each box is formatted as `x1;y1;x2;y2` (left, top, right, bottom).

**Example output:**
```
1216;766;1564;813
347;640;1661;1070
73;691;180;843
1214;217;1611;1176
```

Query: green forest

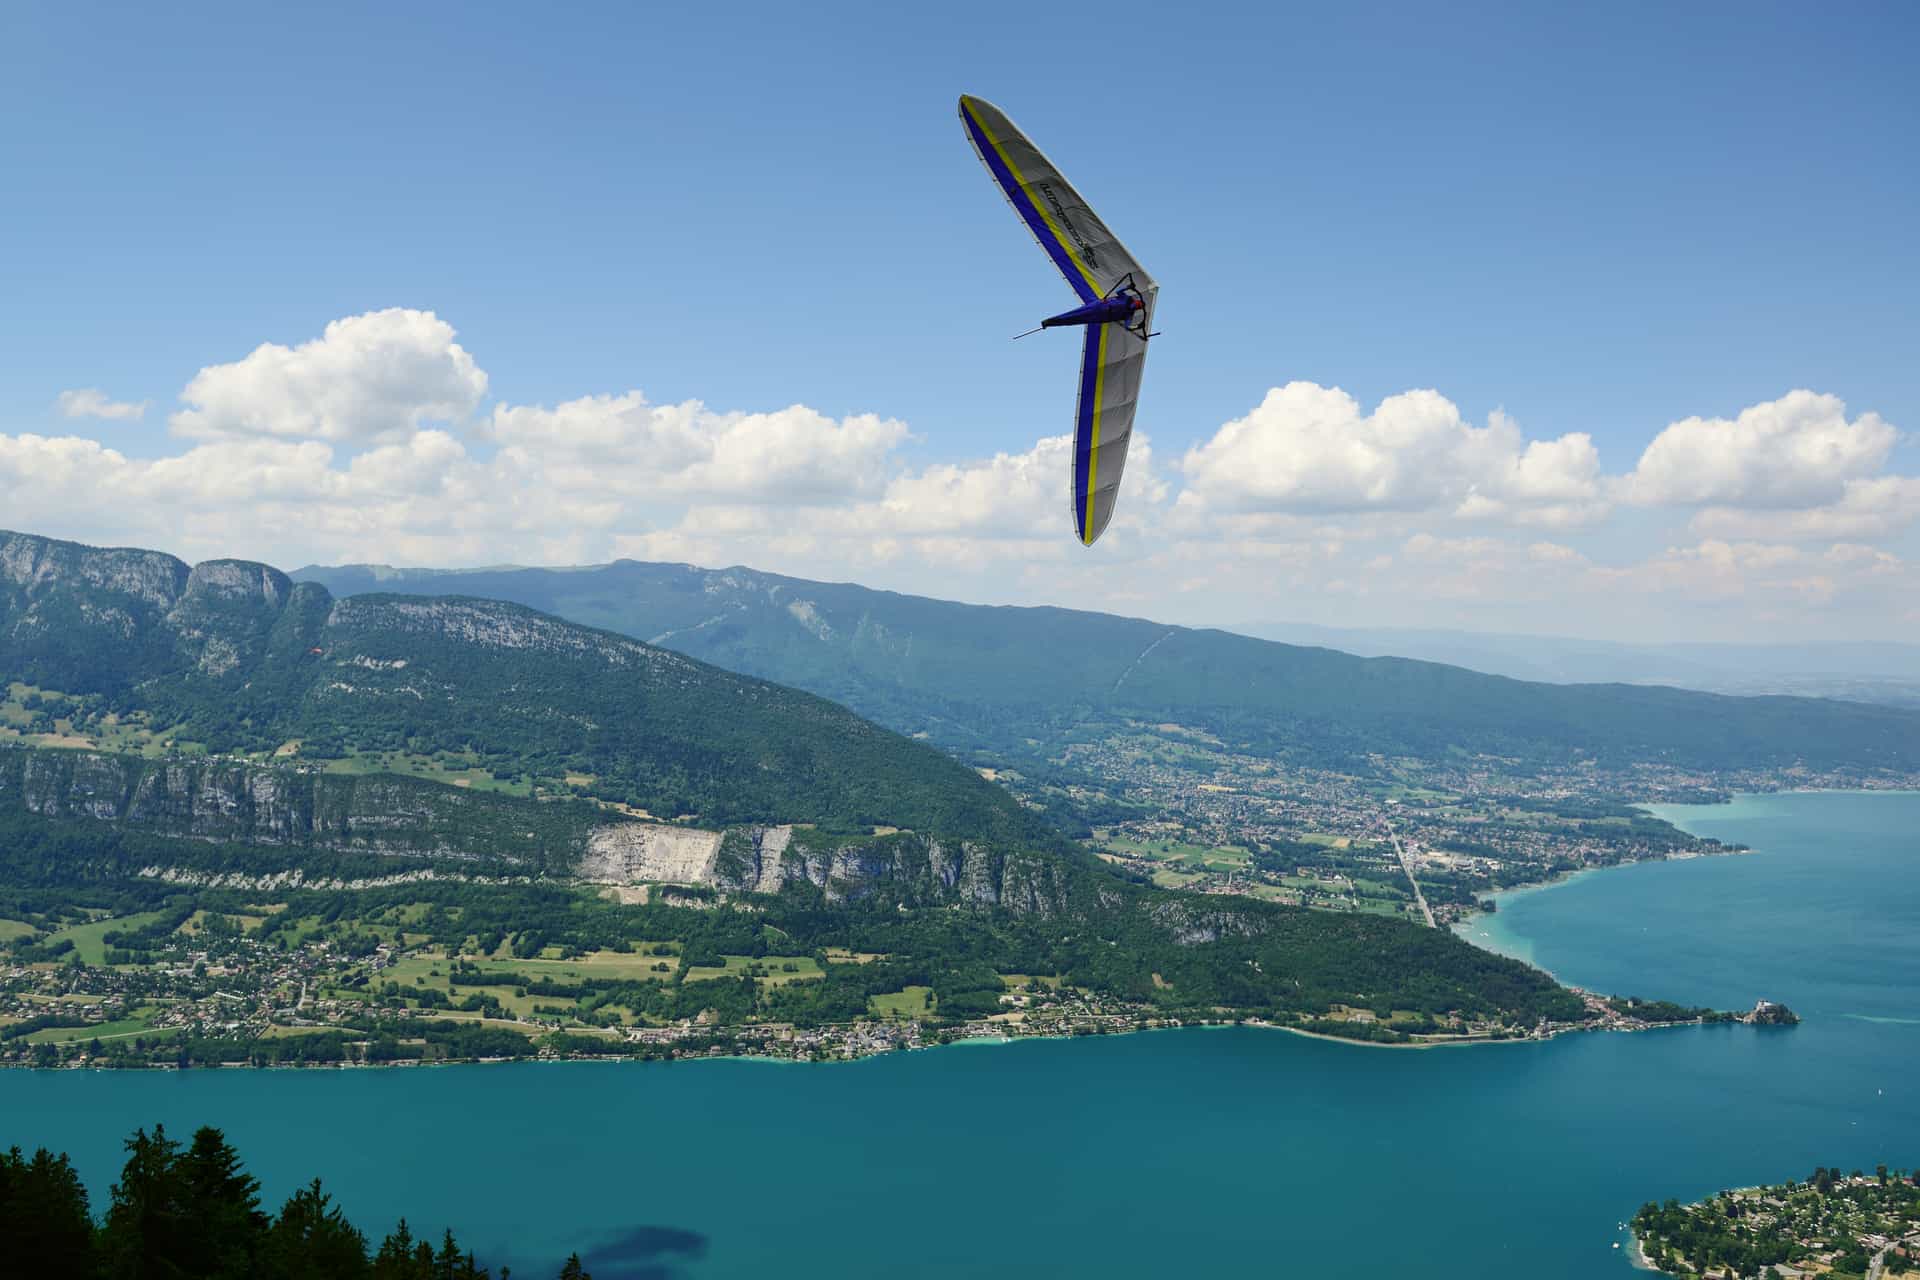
0;1124;601;1278
0;531;1039;837
294;554;1920;774
1634;1168;1920;1278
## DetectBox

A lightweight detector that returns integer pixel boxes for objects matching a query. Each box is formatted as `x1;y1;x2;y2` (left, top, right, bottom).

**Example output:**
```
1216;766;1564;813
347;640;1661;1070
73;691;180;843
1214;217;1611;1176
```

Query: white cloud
1586;539;1815;600
1620;390;1896;509
1179;384;1606;527
1689;475;1920;542
56;388;149;421
171;308;487;444
487;393;908;504
8;312;1917;641
1526;541;1585;564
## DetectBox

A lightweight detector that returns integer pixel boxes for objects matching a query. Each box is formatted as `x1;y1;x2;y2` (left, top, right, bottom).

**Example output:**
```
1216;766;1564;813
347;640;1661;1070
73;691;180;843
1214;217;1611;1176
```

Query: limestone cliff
0;744;1072;915
0;746;590;870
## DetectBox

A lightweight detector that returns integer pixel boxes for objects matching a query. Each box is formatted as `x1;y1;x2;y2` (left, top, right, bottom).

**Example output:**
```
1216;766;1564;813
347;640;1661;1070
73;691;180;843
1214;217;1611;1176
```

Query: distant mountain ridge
294;557;1920;775
1230;621;1920;707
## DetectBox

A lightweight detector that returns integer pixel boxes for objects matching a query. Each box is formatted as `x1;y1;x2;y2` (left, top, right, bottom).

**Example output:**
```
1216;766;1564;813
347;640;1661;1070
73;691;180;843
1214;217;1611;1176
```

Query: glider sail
959;94;1156;546
1073;318;1148;546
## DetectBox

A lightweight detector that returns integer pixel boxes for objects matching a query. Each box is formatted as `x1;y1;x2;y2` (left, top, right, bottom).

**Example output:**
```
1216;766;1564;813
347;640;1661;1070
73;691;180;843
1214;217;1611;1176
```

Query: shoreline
2;1004;1750;1073
9;790;1826;1075
1446;790;1791;973
1626;1228;1659;1273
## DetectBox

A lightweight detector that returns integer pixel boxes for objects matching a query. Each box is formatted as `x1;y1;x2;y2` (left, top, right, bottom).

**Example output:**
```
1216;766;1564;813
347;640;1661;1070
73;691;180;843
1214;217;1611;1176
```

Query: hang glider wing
1072;319;1147;547
960;94;1158;548
958;95;1157;309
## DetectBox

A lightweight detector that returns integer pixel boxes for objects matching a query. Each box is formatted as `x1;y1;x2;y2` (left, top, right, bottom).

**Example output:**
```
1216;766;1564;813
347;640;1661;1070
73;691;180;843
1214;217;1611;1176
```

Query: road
1386;825;1437;928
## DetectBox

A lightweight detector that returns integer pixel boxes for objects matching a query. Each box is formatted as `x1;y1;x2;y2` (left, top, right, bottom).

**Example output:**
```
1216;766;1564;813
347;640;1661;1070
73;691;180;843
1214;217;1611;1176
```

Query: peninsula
1634;1169;1920;1278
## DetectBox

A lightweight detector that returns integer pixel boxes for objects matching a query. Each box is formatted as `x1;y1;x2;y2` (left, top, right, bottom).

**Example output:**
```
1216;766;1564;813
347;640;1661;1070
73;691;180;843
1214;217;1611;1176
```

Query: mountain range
0;527;1594;1028
294;557;1920;775
1230;621;1920;708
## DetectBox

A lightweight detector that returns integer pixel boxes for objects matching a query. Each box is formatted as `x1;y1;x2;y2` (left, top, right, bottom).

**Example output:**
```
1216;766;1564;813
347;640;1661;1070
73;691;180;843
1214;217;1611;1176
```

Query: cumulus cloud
8;310;1915;639
1620;390;1897;509
56;388;149;421
858;433;1163;541
1574;539;1911;606
171;308;487;444
1179;383;1606;527
487;393;908;504
1689;475;1920;542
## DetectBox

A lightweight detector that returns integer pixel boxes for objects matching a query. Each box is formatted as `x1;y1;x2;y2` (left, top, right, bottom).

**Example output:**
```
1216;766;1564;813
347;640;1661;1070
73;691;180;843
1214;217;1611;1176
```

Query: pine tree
436;1229;464;1280
0;1145;95;1273
179;1125;268;1279
101;1123;191;1279
264;1178;372;1279
376;1218;446;1280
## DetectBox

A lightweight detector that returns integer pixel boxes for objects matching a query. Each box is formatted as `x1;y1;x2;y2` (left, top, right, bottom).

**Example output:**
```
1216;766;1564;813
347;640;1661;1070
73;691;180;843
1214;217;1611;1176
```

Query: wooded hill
294;557;1920;773
1;529;1590;1030
1;530;1028;836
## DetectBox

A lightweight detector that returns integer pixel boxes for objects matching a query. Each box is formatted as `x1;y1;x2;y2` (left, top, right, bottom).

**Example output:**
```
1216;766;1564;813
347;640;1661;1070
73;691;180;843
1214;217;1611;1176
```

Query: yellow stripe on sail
962;99;1103;299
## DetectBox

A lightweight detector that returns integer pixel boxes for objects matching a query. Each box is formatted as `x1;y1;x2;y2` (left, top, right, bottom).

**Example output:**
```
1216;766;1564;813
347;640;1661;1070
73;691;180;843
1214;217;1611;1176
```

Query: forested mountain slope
0;530;1026;835
295;558;1920;772
0;529;1590;1033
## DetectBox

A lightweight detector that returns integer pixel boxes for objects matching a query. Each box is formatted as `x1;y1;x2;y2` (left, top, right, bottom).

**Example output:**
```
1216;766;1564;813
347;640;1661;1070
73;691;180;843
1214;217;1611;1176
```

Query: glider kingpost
958;94;1157;547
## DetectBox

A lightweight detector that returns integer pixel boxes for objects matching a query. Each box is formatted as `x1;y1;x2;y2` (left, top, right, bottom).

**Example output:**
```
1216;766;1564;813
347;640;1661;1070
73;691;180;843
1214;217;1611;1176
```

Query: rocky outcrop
325;597;689;674
179;558;290;608
693;825;1070;915
0;531;189;607
578;823;723;885
1144;899;1274;946
0;746;589;870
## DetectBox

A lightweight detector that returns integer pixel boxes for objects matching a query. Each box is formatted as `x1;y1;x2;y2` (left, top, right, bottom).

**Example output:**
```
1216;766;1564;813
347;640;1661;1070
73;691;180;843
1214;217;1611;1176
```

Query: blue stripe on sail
1073;325;1102;544
961;102;1100;304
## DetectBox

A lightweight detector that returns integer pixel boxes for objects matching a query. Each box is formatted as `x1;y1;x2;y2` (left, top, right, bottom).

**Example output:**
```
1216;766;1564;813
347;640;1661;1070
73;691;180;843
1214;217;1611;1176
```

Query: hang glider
958;93;1157;547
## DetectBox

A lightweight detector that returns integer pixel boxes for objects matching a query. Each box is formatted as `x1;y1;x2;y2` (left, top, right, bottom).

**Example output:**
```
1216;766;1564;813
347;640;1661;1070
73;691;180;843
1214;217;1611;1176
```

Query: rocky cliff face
1;527;1054;878
0;531;189;607
0;746;585;869
579;823;724;884
325;596;693;673
0;742;1071;914
0;531;307;691
697;824;1071;913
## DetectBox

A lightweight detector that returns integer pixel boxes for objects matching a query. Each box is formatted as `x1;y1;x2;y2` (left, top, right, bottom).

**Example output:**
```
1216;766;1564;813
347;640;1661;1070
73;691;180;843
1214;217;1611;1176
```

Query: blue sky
2;2;1916;640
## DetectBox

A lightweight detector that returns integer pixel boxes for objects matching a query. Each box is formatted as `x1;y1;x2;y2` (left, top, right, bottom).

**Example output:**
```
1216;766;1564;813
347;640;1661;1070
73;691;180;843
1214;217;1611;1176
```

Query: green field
47;911;168;964
870;986;934;1018
684;955;822;987
0;682;195;756
257;1024;368;1040
323;749;537;797
380;947;683;1020
998;974;1060;990
177;909;268;937
21;1006;159;1045
824;948;888;964
1107;835;1254;874
0;919;36;942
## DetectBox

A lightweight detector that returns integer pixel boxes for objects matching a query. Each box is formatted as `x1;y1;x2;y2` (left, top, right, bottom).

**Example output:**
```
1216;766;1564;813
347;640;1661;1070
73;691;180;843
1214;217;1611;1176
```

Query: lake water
2;790;1915;1278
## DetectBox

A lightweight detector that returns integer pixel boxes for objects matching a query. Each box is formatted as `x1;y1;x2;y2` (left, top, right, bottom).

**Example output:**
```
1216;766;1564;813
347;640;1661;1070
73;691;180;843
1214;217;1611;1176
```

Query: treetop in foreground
1;1124;609;1278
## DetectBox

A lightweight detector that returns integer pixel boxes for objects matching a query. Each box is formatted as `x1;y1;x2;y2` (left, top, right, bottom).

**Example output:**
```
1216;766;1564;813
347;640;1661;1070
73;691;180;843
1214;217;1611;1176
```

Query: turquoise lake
2;790;1915;1277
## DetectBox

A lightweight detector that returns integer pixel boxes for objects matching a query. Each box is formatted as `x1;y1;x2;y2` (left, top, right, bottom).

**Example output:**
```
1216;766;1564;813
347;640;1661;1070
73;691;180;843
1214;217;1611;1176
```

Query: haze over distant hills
1228;622;1920;709
293;557;1920;776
